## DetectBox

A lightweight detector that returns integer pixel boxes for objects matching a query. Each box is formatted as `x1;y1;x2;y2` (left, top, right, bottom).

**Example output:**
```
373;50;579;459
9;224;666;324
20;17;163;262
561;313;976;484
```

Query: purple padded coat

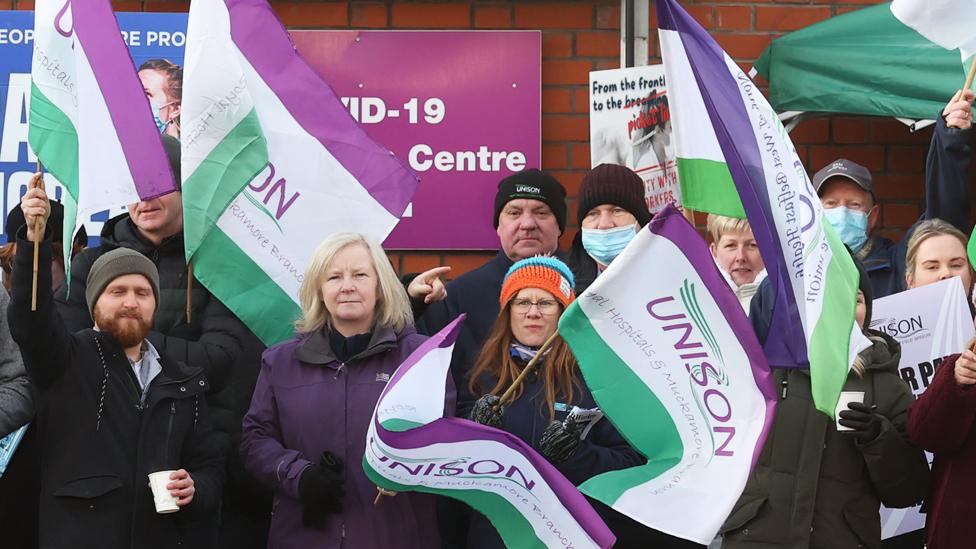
241;325;453;549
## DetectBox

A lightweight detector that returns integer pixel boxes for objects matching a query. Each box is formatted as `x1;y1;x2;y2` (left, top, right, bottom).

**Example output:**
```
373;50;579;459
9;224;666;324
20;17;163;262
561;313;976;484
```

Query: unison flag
363;316;616;549
29;0;176;269
558;204;777;544
657;0;870;417
892;0;976;64
182;0;418;345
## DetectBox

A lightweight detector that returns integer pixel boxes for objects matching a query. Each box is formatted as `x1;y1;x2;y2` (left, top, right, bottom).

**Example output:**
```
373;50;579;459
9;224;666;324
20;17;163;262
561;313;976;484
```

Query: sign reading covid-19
0;12;541;249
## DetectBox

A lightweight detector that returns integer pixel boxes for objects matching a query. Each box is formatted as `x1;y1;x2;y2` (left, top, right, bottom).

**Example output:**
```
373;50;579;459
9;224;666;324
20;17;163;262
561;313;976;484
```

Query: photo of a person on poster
138;58;183;139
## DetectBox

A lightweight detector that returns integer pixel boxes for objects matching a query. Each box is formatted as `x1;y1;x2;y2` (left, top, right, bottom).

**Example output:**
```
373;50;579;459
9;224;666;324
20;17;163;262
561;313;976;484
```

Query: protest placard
870;277;975;539
589;65;680;214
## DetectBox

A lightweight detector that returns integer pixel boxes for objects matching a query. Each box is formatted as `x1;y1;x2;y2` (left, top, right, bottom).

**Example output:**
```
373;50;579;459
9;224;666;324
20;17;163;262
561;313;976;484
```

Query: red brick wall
13;0;970;277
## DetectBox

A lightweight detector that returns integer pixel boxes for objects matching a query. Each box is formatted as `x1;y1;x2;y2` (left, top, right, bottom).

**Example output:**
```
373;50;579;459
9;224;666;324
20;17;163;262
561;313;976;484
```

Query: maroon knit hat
576;164;651;227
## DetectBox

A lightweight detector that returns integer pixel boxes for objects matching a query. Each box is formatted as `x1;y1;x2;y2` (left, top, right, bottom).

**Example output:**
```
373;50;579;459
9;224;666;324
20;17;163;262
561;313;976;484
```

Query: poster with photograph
589;65;680;213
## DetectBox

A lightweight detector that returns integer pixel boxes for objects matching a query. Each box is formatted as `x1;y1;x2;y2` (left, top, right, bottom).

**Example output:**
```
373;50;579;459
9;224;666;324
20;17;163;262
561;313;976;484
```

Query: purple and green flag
558;204;777;544
363;315;616;549
182;0;419;346
656;0;869;417
29;0;177;271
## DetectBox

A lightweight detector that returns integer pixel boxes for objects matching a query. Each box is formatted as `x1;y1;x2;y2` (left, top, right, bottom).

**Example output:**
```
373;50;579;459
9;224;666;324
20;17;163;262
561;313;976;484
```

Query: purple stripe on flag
656;0;807;367
649;204;777;468
375;416;615;548
225;0;417;217
72;0;177;201
382;314;465;394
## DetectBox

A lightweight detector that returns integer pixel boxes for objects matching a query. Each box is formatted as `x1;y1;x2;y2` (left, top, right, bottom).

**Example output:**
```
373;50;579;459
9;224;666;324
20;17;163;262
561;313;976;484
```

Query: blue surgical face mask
150;101;172;133
824;206;868;252
582;224;638;266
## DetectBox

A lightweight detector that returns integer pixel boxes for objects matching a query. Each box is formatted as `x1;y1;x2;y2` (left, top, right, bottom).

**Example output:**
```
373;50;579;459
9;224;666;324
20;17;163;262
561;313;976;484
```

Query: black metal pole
624;0;635;67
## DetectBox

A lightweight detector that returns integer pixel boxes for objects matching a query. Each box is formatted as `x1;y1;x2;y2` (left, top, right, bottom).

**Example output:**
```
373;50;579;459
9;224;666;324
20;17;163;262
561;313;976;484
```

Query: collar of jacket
856;328;901;374
94;331;208;402
294;324;403;366
100;213;185;258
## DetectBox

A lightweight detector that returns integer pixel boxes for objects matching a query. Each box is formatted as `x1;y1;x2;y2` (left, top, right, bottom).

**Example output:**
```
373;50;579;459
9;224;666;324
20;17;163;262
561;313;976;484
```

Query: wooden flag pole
964;57;976;93
497;330;561;407
32;161;43;312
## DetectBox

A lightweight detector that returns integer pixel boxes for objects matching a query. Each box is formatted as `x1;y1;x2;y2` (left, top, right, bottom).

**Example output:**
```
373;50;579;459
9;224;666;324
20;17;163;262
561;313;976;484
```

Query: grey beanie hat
86;248;160;318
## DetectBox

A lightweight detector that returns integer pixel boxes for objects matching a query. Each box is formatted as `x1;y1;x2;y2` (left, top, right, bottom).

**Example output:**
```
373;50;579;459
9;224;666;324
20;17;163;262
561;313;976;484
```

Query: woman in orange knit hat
459;256;655;549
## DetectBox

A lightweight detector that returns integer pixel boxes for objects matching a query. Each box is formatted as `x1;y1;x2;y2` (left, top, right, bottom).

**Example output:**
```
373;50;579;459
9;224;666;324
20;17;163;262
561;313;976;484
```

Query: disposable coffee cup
148;471;179;514
835;391;865;431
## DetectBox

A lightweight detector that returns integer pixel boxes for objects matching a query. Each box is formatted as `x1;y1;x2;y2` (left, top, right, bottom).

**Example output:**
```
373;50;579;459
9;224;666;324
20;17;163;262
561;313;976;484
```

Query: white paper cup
148;471;180;514
835;391;865;431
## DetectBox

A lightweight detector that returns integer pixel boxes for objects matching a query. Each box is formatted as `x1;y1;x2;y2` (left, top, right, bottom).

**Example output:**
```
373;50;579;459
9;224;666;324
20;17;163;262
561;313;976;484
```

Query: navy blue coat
459;359;644;549
416;251;514;391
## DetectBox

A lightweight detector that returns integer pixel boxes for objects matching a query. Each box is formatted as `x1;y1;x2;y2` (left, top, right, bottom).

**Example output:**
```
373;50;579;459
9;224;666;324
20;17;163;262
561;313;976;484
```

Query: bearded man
8;175;223;549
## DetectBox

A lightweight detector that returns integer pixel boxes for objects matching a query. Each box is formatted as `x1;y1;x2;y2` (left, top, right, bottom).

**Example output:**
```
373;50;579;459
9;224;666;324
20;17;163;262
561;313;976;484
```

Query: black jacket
55;214;245;394
9;237;224;549
459;358;645;549
53;214;271;531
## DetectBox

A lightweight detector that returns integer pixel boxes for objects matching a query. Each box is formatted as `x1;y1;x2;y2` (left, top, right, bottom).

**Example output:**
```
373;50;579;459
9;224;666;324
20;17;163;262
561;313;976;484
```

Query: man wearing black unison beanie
415;168;567;548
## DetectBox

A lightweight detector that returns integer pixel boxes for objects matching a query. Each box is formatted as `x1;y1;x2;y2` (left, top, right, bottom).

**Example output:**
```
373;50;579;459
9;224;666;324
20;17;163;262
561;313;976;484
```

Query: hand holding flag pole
31;161;44;312
377;330;561;506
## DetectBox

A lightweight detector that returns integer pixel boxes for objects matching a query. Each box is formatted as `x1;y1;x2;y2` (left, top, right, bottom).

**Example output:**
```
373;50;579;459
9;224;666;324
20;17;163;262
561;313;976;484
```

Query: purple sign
291;30;541;250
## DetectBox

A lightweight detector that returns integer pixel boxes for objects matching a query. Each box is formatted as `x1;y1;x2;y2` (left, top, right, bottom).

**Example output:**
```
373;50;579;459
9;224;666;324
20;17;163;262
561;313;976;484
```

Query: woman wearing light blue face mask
138;59;182;139
568;164;652;293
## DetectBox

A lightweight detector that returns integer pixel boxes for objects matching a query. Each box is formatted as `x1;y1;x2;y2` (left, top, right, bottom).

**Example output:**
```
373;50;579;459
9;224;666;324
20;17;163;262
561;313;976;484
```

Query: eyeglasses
511;298;560;315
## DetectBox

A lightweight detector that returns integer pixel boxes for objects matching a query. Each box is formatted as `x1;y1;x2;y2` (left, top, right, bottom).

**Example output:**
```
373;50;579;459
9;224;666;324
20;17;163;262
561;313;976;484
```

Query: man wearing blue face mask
568;164;651;293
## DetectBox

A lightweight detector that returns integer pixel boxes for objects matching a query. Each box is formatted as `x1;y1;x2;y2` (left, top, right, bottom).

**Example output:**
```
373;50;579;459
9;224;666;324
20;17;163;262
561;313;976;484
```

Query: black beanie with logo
493;169;567;232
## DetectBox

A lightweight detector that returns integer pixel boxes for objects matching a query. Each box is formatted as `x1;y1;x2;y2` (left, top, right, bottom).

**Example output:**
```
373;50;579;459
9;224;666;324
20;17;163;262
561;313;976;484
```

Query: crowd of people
0;79;973;549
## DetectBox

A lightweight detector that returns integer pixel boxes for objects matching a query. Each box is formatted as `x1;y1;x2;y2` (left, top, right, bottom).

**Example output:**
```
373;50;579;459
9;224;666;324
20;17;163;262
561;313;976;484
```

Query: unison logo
369;439;538;493
871;315;927;339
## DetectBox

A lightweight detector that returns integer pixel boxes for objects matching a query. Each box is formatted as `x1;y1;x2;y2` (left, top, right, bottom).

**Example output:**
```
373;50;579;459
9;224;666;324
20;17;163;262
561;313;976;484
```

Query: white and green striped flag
182;0;418;345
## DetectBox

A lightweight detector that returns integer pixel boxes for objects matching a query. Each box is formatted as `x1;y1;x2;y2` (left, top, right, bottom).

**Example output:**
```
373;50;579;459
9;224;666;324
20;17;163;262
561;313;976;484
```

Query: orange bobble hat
499;256;576;308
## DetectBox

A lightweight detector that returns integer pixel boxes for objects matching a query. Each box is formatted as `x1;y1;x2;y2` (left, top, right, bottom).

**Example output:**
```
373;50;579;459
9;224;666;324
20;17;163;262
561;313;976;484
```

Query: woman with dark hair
568;164;651;293
462;256;661;548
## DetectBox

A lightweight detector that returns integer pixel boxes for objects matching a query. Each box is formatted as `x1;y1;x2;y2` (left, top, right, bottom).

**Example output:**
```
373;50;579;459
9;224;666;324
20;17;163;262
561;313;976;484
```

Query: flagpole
186;261;193;324
497;330;561;407
32;161;43;312
964;57;976;93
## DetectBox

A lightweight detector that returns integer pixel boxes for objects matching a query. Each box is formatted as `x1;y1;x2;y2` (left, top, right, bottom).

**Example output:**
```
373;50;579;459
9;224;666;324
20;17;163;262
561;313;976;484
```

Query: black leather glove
470;395;505;428
298;451;345;529
837;401;882;442
539;419;582;463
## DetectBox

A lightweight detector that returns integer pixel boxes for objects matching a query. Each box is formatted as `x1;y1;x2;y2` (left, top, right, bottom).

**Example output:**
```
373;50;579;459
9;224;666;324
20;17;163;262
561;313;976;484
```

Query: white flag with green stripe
559;204;777;544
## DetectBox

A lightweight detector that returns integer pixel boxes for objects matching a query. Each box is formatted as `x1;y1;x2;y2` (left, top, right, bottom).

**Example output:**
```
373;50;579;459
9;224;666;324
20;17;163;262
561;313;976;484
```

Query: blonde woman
241;233;451;549
706;214;766;311
904;219;976;549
